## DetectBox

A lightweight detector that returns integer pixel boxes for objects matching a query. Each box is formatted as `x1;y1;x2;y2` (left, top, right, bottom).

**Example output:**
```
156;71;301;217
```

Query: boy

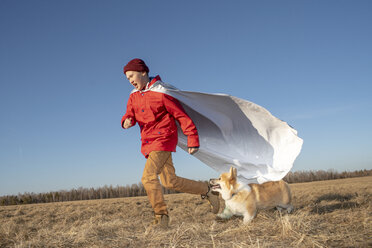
121;58;219;227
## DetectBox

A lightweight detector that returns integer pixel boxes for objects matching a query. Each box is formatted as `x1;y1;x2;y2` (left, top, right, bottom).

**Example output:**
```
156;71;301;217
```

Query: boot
153;214;169;228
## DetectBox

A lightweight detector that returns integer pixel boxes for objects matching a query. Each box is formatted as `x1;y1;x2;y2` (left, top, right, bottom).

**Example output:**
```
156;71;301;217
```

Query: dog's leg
276;206;284;212
243;206;256;224
217;206;233;220
278;204;294;214
243;213;254;224
286;204;294;214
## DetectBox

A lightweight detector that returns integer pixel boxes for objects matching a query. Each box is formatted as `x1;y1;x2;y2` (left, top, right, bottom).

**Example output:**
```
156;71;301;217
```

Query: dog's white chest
225;199;247;216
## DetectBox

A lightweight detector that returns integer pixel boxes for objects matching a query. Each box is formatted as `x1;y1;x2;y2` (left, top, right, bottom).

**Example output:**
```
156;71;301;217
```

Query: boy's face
125;71;148;91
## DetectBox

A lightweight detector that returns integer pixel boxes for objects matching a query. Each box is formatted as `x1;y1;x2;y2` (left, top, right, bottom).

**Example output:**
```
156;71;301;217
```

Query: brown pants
141;151;208;215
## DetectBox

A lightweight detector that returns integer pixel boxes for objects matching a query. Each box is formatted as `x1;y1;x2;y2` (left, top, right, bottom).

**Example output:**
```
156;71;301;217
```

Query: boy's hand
188;147;199;155
123;118;133;129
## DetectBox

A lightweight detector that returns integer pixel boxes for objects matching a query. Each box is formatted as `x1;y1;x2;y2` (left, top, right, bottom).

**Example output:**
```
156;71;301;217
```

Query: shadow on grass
314;193;355;203
311;193;360;214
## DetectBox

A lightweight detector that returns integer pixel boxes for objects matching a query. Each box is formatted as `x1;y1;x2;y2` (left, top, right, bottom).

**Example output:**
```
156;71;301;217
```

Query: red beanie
123;58;149;74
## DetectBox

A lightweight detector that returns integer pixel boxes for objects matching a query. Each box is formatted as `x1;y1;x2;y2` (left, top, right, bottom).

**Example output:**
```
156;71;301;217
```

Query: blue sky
1;0;371;196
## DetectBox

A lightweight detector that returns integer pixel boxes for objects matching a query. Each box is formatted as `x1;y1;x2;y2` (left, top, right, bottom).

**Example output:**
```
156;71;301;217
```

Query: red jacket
121;76;199;158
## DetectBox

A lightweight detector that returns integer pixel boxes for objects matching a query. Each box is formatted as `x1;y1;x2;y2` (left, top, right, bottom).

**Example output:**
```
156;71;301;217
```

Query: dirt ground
1;176;371;247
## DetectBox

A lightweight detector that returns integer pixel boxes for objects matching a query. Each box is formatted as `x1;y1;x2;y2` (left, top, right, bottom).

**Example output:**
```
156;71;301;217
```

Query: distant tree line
0;183;178;206
283;169;372;184
1;169;371;206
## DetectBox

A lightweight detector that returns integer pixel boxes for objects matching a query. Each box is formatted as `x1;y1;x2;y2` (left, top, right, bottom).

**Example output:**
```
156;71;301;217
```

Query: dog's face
210;167;237;199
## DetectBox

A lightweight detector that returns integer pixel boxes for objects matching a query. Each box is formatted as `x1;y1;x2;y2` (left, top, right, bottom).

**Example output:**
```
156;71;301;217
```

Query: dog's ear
229;166;237;179
229;166;234;178
232;167;237;179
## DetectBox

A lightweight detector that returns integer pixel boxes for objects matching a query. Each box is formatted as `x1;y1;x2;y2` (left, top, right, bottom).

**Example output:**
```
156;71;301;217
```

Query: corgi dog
209;166;293;224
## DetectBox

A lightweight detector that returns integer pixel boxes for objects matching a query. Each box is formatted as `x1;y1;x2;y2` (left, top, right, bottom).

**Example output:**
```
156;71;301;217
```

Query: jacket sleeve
121;94;137;129
162;93;200;148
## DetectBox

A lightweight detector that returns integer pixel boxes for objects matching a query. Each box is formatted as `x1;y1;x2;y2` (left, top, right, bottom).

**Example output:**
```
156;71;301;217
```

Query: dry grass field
0;176;371;248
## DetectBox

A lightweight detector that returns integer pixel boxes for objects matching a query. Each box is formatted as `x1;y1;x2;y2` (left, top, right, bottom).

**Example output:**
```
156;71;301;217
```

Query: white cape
149;81;303;184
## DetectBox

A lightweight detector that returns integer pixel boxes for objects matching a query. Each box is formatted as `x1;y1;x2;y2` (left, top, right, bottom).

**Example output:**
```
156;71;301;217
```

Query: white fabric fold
150;81;303;184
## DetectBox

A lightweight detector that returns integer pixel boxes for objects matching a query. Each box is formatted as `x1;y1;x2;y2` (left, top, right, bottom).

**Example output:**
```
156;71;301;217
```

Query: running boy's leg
159;152;220;214
141;151;170;215
159;153;208;194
